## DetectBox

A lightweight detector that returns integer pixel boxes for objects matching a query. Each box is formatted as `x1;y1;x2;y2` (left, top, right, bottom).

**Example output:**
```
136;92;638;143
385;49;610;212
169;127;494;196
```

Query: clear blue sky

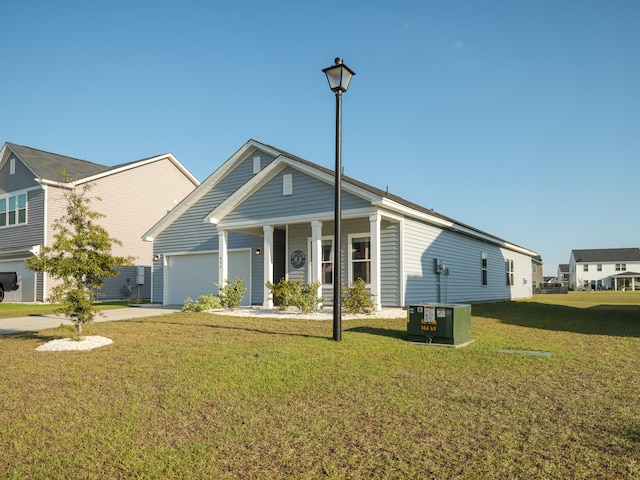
3;1;639;276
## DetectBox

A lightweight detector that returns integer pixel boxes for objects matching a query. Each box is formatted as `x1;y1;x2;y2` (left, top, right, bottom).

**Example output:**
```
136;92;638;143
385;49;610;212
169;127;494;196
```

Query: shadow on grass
0;330;67;342
121;318;329;340
345;325;407;340
472;301;640;338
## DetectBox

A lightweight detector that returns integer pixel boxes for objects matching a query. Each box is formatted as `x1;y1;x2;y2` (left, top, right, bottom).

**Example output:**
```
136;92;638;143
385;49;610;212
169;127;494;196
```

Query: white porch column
263;225;274;309
370;213;382;311
311;220;323;299
218;229;228;292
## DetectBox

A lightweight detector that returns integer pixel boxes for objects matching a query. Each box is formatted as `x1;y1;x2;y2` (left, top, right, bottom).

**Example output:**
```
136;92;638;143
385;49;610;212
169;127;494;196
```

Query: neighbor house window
615;263;627;271
481;252;488;286
583;264;589;272
0;193;26;227
321;239;333;284
350;235;371;284
506;259;514;286
597;264;602;271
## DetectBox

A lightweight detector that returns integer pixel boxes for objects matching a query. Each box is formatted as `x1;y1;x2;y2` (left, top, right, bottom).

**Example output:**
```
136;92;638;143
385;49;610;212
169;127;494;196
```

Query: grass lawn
1;292;639;479
0;301;128;320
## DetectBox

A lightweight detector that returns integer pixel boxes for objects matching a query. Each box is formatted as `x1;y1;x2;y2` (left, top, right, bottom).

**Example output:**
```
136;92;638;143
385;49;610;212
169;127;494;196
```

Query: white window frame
481;252;488;286
348;233;371;286
506;259;514;287
309;236;334;285
0;191;27;228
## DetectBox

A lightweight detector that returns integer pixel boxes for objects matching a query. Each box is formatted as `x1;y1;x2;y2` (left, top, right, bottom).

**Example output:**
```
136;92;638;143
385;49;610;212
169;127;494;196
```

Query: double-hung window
481;252;488;286
0;193;27;227
350;235;371;284
321;239;333;284
506;259;514;286
615;263;627;271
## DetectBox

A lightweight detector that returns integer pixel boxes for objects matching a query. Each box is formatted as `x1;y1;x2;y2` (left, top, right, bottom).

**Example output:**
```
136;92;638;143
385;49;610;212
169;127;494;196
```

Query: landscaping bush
342;278;376;314
215;278;247;310
266;278;325;313
182;294;222;312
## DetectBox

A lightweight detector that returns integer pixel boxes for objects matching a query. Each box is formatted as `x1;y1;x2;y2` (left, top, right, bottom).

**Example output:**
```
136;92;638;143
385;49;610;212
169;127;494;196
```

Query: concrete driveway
0;305;182;335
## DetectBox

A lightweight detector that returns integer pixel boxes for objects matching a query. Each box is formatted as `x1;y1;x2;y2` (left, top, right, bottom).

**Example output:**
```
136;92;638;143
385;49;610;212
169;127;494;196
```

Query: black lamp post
322;57;355;342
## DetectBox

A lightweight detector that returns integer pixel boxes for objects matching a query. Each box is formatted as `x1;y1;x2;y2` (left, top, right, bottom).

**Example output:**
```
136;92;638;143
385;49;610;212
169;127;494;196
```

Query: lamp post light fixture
322;57;355;342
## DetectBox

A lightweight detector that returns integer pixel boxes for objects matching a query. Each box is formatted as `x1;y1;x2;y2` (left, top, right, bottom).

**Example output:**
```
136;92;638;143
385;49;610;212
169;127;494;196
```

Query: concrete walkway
0;305;182;335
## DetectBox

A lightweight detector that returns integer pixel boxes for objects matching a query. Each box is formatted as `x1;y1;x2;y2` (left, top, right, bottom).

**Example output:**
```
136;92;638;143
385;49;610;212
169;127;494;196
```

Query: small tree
25;180;134;338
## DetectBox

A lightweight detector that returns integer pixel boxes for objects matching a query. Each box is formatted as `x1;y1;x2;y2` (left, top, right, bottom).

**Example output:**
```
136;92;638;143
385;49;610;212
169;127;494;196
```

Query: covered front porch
215;212;400;310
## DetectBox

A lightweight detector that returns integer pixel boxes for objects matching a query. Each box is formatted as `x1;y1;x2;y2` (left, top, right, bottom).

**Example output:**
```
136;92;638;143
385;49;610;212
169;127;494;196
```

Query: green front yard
1;292;639;479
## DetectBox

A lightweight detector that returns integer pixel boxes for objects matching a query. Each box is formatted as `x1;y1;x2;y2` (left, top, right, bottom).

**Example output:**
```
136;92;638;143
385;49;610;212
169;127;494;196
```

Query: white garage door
0;259;35;302
166;251;251;306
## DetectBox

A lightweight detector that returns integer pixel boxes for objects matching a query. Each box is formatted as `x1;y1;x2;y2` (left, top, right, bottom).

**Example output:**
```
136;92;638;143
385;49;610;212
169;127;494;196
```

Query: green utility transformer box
407;303;472;346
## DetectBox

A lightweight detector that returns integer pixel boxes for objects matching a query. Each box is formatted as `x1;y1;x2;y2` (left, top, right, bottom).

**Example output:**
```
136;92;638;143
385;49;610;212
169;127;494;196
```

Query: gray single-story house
143;140;538;308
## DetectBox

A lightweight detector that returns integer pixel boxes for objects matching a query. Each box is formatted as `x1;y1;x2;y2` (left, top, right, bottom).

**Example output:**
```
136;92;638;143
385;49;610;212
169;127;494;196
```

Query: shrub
215;278;247;310
342;278;376;314
266;278;325;313
182;294;223;312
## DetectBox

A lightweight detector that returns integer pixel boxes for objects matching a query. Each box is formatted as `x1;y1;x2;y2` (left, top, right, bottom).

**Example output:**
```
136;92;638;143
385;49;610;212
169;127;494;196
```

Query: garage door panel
0;260;35;302
166;251;251;306
167;253;218;305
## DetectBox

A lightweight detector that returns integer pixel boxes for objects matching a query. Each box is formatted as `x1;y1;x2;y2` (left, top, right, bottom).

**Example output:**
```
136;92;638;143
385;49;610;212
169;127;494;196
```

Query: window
350;235;371;284
583;264;589;272
0;193;26;227
481;252;488;286
615;263;627;271
506;259;514;286
597;264;602;272
321;239;333;284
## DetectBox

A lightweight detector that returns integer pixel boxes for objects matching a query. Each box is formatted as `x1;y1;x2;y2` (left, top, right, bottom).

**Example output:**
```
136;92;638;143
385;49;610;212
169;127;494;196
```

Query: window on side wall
615;263;627;271
481;252;488;286
597;264;602;271
583;264;589;272
506;259;514;286
350;235;371;284
0;193;27;227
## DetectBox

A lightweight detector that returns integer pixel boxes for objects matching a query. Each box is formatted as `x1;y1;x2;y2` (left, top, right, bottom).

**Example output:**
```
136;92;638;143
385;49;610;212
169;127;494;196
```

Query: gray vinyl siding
151;152;275;302
0;188;44;250
0;154;38;194
403;216;532;304
380;219;401;306
223;167;370;224
99;266;151;301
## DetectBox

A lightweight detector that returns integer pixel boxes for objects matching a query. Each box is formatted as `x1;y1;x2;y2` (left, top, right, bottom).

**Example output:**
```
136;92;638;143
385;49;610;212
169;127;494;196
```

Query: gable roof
571;248;640;263
3;142;199;187
144;139;537;258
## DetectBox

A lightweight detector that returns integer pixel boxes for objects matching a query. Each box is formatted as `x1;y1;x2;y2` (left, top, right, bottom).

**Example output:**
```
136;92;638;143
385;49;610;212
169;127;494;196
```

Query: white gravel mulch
36;336;113;352
209;307;407;320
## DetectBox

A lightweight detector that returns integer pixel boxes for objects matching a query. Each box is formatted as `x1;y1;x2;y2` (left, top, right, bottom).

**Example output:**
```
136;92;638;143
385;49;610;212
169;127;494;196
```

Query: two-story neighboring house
0;142;199;302
557;264;570;287
569;248;640;290
532;255;544;289
144;139;539;308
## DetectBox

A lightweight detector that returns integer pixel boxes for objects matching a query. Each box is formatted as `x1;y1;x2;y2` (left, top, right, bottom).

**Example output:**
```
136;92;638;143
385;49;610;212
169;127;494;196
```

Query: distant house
143;139;539;308
557;264;569;287
0;142;199;302
532;255;543;289
569;248;640;290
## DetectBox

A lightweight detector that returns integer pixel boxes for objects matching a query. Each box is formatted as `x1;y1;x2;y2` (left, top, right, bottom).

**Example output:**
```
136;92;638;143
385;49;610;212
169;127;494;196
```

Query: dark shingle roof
8;143;112;182
262;141;533;252
572;248;640;263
